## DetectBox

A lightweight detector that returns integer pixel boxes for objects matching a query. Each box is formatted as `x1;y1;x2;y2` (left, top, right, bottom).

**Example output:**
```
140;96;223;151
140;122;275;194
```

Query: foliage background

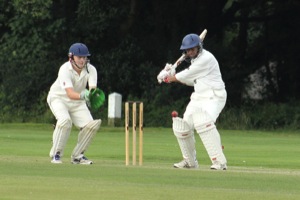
0;0;299;129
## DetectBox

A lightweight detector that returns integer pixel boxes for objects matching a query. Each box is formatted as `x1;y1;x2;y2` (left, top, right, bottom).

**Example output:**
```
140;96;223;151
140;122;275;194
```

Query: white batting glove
164;63;173;71
157;70;169;84
170;68;176;76
164;63;176;76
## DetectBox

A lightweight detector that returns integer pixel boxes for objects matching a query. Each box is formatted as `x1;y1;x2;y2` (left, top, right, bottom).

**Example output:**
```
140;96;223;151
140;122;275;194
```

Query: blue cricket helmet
180;34;202;50
69;43;91;56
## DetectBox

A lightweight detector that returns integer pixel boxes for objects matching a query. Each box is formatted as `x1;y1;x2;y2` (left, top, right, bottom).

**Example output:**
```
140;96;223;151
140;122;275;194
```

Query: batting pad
50;118;72;157
71;119;101;159
192;112;227;165
172;117;197;167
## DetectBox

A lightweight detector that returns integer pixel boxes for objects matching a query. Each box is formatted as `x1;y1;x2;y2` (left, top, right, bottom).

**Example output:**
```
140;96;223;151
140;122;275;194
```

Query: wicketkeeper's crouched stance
47;43;105;164
157;31;227;170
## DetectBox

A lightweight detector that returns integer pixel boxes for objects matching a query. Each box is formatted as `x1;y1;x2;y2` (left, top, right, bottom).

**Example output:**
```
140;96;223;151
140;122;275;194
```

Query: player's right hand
80;89;90;102
157;70;169;84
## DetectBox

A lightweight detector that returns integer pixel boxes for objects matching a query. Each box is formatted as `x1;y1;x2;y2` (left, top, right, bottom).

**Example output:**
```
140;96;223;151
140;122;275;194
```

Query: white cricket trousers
183;89;227;127
47;95;93;128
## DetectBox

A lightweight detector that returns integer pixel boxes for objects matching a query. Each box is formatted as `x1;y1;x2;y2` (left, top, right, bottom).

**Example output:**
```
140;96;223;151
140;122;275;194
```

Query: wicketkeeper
157;33;227;170
47;43;105;164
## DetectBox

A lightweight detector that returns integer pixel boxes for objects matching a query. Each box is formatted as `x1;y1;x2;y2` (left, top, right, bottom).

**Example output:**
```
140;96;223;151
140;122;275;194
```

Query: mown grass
0;124;299;200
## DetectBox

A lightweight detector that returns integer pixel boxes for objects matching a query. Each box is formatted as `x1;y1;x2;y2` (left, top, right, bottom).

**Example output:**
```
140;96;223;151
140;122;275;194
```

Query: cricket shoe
210;163;227;170
173;159;199;169
51;154;62;164
72;156;93;165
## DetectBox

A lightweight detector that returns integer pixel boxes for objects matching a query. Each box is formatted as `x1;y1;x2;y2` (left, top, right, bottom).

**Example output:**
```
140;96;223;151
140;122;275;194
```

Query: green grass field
1;123;299;200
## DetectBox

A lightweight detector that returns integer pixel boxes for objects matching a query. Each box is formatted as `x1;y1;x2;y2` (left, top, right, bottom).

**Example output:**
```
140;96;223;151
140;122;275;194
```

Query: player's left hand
164;63;172;71
89;88;105;110
164;63;176;76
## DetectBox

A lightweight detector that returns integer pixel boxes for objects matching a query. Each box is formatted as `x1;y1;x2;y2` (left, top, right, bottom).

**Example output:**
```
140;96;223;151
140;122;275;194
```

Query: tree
0;0;299;123
0;0;64;120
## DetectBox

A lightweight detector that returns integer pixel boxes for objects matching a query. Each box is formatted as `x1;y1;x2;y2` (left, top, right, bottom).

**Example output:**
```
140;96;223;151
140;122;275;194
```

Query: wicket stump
125;101;143;166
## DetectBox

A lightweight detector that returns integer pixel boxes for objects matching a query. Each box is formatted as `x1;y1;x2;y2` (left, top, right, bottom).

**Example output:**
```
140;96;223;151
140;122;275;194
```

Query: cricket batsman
157;33;227;170
47;43;105;164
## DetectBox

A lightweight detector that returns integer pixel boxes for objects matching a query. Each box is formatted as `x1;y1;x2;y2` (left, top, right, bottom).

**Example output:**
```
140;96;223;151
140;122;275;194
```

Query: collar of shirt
67;61;88;78
191;49;204;64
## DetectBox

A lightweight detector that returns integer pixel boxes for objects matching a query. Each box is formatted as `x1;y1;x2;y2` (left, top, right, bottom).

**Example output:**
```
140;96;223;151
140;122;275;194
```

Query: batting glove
157;70;169;83
164;63;176;76
164;63;173;71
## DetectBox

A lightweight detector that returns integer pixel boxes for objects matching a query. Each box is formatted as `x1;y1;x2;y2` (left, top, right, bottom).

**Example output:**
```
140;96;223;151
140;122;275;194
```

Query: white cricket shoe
72;156;93;165
173;159;199;169
210;163;227;170
51;154;62;164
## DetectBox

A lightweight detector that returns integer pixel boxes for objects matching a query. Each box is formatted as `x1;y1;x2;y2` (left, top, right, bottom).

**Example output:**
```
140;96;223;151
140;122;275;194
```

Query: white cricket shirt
175;49;225;90
48;61;97;101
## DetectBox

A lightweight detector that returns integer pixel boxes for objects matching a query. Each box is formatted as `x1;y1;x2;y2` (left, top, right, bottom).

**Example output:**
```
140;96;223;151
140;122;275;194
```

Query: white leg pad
172;117;197;167
50;118;72;157
71;119;101;159
192;112;227;165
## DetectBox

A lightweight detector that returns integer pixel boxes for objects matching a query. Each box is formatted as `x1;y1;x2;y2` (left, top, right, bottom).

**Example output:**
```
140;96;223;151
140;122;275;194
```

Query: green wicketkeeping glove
89;88;105;110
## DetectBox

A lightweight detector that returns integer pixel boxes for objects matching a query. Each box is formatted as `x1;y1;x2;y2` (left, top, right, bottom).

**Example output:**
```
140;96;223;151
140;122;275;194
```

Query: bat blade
199;29;207;41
